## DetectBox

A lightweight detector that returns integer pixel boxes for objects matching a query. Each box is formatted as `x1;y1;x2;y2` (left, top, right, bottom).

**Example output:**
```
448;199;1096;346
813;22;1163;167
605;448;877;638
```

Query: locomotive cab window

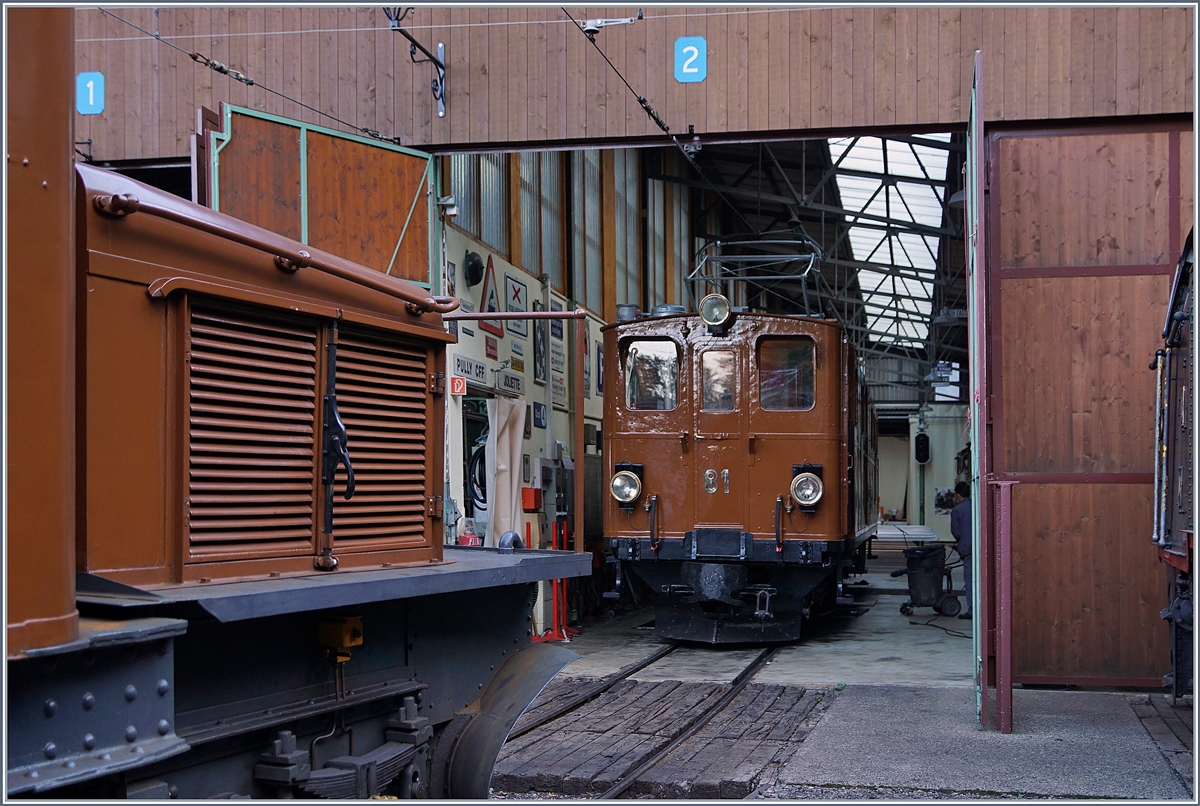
758;337;815;410
624;340;678;411
701;350;736;411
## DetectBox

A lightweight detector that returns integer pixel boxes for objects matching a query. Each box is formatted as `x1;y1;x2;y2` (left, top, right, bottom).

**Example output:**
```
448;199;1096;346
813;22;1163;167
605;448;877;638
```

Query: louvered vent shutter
187;304;318;556
331;329;430;548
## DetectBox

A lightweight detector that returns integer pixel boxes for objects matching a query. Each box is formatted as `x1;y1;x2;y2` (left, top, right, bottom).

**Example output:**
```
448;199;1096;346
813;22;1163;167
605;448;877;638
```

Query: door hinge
427;495;444;519
428;371;445;395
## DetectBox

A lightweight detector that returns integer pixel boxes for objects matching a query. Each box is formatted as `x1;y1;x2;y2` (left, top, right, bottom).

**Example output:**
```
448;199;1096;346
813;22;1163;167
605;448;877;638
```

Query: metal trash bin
890;544;961;616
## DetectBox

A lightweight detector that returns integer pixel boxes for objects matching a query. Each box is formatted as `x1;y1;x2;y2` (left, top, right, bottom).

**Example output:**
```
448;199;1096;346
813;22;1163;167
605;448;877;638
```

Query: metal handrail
92;192;459;315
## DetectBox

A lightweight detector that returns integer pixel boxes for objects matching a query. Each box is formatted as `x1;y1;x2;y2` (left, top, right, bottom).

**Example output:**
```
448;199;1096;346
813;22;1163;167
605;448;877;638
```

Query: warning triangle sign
479;255;504;336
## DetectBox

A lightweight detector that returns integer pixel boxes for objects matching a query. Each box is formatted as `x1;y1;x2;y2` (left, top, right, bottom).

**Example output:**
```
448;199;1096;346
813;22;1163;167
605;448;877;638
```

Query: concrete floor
559;545;974;688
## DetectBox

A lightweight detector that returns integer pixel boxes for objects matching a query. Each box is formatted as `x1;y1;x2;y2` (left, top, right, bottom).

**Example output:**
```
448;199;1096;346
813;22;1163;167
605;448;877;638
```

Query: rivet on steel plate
44;699;57;717
43;742;57;759
125;685;138;702
42;181;48;188
158;719;171;736
83;734;96;751
125;726;138;743
82;693;95;710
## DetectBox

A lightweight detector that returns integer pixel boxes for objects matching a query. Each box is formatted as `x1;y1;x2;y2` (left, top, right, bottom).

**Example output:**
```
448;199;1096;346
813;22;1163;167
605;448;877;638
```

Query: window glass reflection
701;351;736;411
758;338;815;410
625;340;678;411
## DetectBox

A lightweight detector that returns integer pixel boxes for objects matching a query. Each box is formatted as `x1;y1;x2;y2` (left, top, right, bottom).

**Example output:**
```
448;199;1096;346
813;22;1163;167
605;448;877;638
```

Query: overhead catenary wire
557;7;757;234
96;8;401;145
77;7;813;43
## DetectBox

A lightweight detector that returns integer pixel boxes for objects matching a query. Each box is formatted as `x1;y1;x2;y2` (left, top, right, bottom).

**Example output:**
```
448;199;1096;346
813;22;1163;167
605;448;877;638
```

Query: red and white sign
449;376;467;396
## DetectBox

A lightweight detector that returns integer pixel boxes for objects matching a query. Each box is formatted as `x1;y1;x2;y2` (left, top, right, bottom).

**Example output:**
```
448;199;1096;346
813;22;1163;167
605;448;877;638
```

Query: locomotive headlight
790;472;823;507
610;470;643;504
699;293;732;328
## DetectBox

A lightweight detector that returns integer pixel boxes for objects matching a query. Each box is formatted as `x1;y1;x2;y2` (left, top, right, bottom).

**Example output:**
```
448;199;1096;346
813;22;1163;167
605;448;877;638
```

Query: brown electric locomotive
603;295;879;643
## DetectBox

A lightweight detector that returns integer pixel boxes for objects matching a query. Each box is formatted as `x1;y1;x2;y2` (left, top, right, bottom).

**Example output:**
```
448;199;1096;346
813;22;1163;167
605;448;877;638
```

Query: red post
993;479;1017;733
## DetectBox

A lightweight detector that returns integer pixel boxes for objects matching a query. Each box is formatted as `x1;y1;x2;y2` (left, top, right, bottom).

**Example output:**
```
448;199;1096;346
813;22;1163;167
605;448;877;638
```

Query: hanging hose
775;496;784;555
648;495;660;553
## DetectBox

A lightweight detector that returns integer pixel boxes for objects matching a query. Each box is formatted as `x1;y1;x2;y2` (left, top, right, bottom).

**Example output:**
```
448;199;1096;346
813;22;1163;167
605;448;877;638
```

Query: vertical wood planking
914;6;937;127
373;9;392;140
176;7;197;145
297;7;317;127
704;5;726;134
893;7;917;127
338;8;356;135
488;7;508;143
957;7;982;120
125;8;147;160
1000;274;1168;473
1003;8;1027;123
102;9;126;162
851;7;874;128
1162;6;1190;113
532;7;548;141
565;8;584;138
356;9;374;136
1045;7;1069;119
980;7;1005;120
1026;7;1049;121
643;8;662;140
768;8;793;132
447;6;468;143
789;10;809;131
1092;7;1117;117
873;7;896;127
74;10;92;149
508;8;527;144
810;9;833;130
546;12;566;141
1114;7;1140;118
318;8;339;127
830;7;854;128
747;8;770;132
937;7;961;125
226;7;247;111
608;7;628;140
471;7;490;142
1069;7;1094;118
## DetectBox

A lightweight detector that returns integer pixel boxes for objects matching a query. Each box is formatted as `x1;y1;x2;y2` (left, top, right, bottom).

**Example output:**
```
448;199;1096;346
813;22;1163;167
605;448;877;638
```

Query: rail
597;645;780;799
92;192;460;315
508;643;677;740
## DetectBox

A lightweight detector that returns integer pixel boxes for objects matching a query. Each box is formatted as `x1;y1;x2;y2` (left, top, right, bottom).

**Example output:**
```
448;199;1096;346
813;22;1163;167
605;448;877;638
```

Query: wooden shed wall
987;121;1190;685
75;6;1194;162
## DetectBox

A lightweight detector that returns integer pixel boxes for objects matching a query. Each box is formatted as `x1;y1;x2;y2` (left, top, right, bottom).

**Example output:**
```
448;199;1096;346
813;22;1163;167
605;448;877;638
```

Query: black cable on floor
909;616;971;638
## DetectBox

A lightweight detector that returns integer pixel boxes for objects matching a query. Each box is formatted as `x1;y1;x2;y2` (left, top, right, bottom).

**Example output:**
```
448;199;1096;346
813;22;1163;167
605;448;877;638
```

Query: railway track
508;643;678;740
504;642;782;798
595;645;780;799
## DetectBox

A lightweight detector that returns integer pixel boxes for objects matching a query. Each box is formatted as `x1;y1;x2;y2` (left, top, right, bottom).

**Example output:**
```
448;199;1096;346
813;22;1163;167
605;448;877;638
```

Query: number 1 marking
86;80;95;105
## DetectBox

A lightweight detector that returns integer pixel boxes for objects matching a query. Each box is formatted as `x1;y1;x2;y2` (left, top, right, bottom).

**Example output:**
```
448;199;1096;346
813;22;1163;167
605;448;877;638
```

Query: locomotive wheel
936;595;962;617
899;604;913;616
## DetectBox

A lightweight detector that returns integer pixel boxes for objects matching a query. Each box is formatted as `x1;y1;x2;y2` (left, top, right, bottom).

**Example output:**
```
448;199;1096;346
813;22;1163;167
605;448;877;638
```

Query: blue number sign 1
674;37;707;83
76;71;105;115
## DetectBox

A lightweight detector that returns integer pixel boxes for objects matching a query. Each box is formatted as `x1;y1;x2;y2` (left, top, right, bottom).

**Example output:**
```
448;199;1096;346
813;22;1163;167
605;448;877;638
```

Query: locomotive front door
692;347;748;528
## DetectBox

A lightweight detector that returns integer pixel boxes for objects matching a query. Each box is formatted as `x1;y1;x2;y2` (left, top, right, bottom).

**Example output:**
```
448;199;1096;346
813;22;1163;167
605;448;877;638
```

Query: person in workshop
950;481;972;619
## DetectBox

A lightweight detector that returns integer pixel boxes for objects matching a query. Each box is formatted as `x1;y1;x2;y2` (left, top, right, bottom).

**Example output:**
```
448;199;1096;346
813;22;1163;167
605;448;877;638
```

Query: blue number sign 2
674;37;707;84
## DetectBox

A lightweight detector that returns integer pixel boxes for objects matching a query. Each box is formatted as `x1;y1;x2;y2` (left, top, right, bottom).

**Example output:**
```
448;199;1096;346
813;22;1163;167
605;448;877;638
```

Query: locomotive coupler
748;585;777;620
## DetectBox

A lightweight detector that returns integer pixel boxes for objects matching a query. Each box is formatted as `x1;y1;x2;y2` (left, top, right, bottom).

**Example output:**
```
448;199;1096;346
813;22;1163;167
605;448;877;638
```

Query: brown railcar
6;9;588;798
603;300;878;643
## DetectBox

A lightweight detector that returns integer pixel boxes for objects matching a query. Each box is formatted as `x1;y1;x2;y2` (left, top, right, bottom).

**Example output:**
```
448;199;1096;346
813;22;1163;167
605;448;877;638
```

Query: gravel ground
490;790;588;799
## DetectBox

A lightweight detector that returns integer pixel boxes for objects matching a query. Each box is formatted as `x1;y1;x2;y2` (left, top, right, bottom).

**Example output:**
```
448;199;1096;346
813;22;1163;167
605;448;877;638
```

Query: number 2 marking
681;46;700;73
